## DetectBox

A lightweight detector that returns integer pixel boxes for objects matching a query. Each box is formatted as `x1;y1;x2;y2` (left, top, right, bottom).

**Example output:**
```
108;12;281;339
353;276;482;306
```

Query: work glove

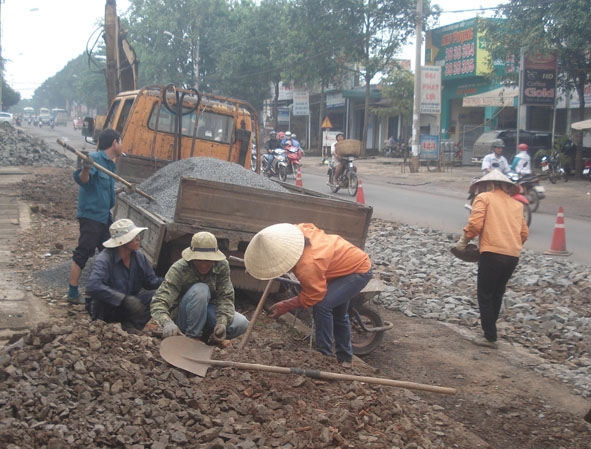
268;296;303;319
456;234;470;251
162;320;182;338
121;295;144;316
208;324;227;345
81;151;93;169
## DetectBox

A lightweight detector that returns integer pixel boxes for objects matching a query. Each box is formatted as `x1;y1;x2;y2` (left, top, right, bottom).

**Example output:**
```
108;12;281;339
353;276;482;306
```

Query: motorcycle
582;159;591;181
541;152;567;184
327;156;359;196
506;170;545;213
251;141;257;172
283;144;303;180
465;178;532;227
263;148;288;180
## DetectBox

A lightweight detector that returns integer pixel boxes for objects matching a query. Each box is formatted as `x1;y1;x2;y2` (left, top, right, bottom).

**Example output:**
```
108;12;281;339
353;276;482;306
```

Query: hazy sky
2;0;499;101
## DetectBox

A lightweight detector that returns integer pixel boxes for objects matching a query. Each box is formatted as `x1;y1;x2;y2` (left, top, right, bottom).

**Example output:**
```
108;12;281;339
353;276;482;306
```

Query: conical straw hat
470;169;519;195
244;223;305;280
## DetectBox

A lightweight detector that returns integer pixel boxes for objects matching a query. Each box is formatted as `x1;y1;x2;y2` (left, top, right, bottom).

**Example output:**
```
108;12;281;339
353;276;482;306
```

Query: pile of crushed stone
127;157;289;220
0;317;463;449
0;124;73;168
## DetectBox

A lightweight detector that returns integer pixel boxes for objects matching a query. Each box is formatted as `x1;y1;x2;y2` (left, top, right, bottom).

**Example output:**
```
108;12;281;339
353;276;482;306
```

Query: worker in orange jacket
456;169;529;348
244;223;372;365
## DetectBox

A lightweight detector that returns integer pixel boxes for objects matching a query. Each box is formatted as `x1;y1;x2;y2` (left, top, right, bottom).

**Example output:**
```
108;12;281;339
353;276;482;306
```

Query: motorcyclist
481;139;510;174
281;131;292;148
264;131;283;173
510;143;532;176
329;132;345;186
290;133;301;149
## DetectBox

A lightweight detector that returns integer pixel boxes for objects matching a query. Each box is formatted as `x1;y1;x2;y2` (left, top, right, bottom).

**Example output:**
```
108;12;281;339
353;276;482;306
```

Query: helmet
291;133;297;139
336;131;344;139
270;130;276;137
518;143;528;151
491;139;505;149
285;131;292;138
278;132;285;139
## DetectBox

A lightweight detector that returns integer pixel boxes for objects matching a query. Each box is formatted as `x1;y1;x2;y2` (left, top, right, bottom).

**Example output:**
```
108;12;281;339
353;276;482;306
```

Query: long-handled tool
56;138;155;202
159;336;456;394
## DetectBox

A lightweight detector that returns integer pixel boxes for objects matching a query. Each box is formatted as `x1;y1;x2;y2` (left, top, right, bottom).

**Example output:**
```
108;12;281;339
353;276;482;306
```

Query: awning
571;119;591;131
462;86;519;108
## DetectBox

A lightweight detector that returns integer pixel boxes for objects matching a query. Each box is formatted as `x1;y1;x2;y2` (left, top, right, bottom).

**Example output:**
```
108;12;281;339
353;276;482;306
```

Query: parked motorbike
327;156;359;196
263;148;288;180
506;170;545;213
582;159;591;181
465;178;532;227
541;152;567;184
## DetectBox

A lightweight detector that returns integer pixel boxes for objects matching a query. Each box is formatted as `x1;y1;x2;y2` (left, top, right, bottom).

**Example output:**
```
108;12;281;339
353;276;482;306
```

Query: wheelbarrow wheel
350;305;384;356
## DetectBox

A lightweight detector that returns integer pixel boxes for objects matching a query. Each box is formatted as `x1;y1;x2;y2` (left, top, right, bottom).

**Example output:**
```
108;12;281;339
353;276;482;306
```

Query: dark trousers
477;252;519;342
86;289;155;329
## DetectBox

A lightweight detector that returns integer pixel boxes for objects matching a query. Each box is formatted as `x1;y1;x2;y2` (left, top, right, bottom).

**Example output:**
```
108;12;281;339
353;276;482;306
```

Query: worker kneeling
86;219;163;333
244;223;372;365
150;232;249;345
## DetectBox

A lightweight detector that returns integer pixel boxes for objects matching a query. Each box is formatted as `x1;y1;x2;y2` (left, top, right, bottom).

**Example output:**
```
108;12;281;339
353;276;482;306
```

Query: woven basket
335;139;361;157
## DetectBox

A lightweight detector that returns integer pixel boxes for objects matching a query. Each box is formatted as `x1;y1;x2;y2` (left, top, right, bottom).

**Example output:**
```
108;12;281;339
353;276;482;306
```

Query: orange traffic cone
295;166;303;187
544;206;571;256
356;179;365;204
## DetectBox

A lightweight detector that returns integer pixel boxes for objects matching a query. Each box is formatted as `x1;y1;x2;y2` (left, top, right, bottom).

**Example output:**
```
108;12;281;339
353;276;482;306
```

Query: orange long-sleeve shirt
292;223;371;307
464;188;529;257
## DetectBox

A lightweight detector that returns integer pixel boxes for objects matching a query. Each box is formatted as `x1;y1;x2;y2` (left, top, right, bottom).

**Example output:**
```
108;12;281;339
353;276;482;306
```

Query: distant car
0;112;13;124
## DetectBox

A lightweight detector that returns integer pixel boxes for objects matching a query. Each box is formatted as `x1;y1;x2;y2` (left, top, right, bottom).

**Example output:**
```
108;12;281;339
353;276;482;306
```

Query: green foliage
372;69;414;119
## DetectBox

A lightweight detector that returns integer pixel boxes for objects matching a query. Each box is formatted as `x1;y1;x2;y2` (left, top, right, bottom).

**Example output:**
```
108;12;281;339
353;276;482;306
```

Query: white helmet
291;133;297;139
285;131;292;138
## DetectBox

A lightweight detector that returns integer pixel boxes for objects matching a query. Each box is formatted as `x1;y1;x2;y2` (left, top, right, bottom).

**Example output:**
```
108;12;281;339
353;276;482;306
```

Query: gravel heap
0;124;73;168
0;319;458;449
367;218;591;399
129;157;288;220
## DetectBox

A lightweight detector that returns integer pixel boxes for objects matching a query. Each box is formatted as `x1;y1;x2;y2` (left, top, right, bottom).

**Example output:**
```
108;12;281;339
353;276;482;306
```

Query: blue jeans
312;270;373;362
176;283;249;339
263;153;274;171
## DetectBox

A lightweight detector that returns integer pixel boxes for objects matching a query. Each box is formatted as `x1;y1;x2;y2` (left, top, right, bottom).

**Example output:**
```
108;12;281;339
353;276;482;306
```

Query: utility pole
410;0;423;173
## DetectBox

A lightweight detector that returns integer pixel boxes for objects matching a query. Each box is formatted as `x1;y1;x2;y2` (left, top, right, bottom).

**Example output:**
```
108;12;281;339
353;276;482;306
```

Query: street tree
484;0;591;177
331;0;438;155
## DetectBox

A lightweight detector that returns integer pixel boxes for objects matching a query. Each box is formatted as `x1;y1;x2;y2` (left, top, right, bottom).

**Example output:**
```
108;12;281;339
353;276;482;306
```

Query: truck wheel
278;165;287;182
350;305;384;356
347;173;358;197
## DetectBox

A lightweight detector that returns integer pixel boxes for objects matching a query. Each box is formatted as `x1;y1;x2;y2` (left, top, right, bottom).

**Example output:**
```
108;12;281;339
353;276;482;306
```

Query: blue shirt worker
68;129;122;304
86;219;163;332
150;231;249;345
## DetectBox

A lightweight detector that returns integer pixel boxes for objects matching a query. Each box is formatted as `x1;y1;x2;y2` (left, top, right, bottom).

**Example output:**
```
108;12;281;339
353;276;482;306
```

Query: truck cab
39;108;51;126
84;85;259;182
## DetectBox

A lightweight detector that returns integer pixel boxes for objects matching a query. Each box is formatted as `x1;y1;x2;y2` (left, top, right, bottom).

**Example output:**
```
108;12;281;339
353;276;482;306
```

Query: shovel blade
159;336;214;377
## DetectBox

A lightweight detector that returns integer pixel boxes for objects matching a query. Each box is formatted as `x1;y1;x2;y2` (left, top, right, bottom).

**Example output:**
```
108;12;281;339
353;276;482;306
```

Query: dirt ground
2;166;591;448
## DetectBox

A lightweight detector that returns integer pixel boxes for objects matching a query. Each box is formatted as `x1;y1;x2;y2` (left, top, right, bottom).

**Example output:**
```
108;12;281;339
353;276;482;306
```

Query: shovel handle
57;138;155;202
184;357;456;395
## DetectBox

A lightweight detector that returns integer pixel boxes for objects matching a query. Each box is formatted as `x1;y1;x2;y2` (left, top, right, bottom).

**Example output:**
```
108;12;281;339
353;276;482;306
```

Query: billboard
426;18;493;81
521;53;557;106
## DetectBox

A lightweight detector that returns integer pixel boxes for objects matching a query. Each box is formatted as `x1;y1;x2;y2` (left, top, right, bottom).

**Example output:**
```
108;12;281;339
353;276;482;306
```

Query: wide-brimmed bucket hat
181;232;226;262
103;219;147;248
244;223;305;280
469;169;520;196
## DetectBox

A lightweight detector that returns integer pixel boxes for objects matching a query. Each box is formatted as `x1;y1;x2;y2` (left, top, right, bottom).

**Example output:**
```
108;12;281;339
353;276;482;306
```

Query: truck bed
115;177;373;289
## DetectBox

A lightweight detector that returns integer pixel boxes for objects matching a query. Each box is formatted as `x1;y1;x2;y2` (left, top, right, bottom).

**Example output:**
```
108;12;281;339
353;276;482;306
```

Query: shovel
56;138;155;202
159;336;456;395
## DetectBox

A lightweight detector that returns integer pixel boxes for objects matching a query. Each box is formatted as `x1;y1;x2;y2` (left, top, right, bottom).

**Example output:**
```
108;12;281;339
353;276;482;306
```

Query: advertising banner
420;66;441;114
521;53;557;106
292;91;310;116
419;135;439;160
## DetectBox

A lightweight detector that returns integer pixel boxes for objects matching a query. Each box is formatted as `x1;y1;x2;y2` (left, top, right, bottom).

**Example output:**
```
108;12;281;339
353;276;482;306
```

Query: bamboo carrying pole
183;356;456;395
56;138;155;202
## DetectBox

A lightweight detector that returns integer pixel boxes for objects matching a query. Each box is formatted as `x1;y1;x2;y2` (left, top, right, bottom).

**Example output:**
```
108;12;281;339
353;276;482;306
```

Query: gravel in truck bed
127;157;288;220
